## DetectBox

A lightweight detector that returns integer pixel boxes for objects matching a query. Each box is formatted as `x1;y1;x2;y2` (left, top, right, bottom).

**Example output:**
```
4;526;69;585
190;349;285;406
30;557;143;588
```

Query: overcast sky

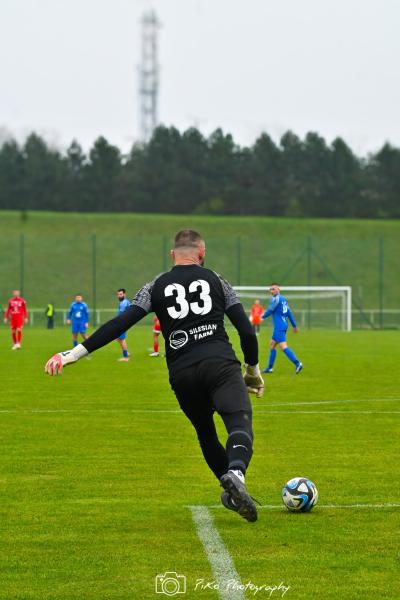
1;0;399;155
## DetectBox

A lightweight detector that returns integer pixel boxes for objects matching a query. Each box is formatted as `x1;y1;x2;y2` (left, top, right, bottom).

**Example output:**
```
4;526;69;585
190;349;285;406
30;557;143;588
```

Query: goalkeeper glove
244;364;265;398
44;344;88;376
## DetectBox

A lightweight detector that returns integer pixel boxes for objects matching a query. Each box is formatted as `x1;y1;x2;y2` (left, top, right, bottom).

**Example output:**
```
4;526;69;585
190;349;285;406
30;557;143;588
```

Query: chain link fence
1;234;398;329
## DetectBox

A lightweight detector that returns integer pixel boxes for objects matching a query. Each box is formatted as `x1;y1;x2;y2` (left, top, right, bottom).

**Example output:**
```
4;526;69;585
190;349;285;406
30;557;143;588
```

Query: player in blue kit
66;295;90;347
261;283;303;374
116;288;131;362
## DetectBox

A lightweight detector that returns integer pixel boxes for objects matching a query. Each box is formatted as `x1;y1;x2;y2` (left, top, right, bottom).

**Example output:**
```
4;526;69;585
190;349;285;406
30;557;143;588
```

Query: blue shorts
72;322;87;334
272;329;287;344
118;332;127;340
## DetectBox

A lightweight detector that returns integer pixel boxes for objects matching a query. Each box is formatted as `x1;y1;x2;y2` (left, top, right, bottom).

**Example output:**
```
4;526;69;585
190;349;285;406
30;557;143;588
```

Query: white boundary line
0;409;182;414
205;503;400;510
0;408;400;415
189;506;245;600
255;398;400;407
254;411;400;415
0;398;399;415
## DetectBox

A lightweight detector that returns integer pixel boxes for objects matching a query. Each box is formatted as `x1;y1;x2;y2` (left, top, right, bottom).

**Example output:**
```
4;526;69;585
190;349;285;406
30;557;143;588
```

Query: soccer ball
282;477;318;512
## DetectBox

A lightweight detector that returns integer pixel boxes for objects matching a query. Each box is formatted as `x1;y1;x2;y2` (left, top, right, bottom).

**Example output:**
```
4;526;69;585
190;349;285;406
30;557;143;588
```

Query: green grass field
1;325;399;599
1;210;399;312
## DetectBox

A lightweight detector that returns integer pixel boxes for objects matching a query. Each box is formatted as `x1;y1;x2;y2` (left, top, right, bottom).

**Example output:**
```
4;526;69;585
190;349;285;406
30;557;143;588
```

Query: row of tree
0;127;399;217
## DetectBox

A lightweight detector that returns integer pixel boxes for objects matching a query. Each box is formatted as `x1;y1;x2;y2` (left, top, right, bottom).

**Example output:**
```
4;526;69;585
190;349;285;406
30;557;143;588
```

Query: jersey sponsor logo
189;323;217;340
169;330;189;350
169;323;218;350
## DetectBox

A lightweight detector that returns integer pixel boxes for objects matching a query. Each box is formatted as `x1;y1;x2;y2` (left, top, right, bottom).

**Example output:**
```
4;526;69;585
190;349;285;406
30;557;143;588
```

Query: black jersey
82;264;258;370
131;264;241;372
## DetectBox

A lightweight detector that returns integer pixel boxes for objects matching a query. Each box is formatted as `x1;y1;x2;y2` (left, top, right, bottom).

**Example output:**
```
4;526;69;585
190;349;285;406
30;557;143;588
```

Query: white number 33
164;279;212;319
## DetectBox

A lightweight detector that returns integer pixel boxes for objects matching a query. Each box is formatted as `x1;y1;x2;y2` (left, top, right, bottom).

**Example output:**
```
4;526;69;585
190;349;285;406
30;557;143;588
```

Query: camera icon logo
155;572;187;596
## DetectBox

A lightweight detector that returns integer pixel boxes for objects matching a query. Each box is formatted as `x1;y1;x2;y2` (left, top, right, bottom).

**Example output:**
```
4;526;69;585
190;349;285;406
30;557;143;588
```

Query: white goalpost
233;286;352;331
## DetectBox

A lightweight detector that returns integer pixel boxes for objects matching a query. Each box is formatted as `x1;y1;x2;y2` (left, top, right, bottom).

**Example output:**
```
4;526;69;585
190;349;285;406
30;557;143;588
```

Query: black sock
225;429;253;474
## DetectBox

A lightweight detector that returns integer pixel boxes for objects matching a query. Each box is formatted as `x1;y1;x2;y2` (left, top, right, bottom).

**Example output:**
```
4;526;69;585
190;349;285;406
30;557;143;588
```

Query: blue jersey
67;301;89;323
262;294;297;330
118;298;131;315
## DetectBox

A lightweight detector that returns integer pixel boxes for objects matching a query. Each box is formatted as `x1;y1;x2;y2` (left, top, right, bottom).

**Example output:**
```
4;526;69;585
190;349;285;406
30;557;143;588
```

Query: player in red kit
250;299;264;336
149;315;161;356
4;290;29;350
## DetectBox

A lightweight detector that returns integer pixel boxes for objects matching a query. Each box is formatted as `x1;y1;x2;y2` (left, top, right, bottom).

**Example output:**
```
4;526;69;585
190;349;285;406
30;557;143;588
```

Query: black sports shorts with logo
169;357;252;421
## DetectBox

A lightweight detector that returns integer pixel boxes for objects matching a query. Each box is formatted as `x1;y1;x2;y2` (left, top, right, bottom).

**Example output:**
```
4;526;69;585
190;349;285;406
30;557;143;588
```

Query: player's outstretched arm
44;305;147;376
226;303;265;398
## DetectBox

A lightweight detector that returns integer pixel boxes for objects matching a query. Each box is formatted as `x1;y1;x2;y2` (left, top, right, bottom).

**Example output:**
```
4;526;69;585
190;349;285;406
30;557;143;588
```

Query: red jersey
250;303;264;325
5;297;28;320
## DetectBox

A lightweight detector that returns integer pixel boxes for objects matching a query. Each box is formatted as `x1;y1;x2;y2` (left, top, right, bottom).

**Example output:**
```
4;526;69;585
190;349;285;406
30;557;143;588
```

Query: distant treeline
0;127;399;217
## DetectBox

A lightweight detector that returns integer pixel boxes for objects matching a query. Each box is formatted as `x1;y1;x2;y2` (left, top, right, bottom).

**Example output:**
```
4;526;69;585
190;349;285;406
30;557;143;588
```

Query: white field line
206;503;400;510
67;499;400;509
71;499;400;508
0;409;182;414
189;505;245;600
255;398;400;407
0;398;399;415
254;411;400;415
0;408;400;416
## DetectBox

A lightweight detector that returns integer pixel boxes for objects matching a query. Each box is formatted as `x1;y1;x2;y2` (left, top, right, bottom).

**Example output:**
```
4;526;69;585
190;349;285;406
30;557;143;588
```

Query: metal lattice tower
139;10;160;143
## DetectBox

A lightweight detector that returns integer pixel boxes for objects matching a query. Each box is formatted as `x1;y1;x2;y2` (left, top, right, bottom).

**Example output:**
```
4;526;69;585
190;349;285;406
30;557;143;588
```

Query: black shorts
169;358;251;416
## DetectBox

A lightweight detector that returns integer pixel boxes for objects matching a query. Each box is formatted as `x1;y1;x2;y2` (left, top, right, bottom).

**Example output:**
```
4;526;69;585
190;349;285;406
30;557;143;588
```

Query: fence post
163;235;168;272
92;234;97;326
236;237;241;285
307;236;312;329
20;234;25;296
379;237;384;329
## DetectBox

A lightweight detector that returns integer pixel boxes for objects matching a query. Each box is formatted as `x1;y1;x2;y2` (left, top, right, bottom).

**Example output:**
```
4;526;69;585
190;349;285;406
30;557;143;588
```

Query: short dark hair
269;283;279;287
174;229;204;249
118;288;126;294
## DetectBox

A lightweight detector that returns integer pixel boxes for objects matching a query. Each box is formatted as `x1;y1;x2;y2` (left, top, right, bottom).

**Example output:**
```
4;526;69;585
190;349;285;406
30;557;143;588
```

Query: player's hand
3;318;7;324
66;319;71;325
85;323;88;329
293;327;299;333
244;364;265;398
45;344;89;375
45;350;78;375
24;318;29;324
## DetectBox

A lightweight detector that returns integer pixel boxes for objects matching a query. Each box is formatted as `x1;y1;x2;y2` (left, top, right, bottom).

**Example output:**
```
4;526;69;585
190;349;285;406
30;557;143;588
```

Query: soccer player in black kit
45;230;264;522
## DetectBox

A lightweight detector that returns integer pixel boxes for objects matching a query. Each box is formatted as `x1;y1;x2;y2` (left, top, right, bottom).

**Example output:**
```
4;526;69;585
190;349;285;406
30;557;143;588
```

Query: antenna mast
139;10;160;143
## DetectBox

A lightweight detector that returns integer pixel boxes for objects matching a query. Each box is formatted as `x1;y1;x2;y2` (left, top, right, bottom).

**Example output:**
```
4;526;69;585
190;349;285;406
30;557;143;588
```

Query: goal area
233;286;352;331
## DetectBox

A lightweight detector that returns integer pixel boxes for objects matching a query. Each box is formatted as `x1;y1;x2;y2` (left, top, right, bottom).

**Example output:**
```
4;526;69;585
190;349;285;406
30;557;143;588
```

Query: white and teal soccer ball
282;477;318;512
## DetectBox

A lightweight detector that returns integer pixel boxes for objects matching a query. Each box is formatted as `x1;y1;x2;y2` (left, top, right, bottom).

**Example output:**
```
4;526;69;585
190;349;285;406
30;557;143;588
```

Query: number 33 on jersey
164;279;212;318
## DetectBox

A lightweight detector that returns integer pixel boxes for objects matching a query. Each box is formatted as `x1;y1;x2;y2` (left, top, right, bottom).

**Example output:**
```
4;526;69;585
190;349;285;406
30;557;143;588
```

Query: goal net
233;286;352;331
